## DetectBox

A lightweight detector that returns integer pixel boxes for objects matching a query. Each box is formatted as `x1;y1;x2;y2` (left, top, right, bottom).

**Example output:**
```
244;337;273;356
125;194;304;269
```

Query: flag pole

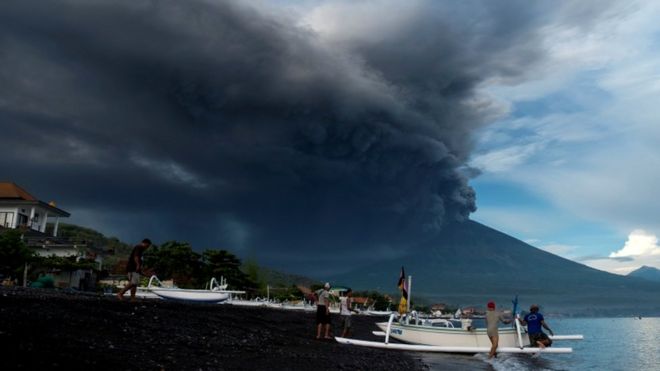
406;275;412;314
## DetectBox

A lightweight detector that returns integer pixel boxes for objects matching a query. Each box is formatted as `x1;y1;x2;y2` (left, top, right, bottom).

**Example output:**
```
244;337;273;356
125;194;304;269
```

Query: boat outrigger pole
514;314;525;349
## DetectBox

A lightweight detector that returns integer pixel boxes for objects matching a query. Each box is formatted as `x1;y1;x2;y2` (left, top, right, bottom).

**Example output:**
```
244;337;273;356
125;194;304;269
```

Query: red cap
487;301;495;309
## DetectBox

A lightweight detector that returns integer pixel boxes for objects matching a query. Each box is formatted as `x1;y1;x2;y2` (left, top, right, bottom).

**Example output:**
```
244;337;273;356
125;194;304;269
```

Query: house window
0;212;14;228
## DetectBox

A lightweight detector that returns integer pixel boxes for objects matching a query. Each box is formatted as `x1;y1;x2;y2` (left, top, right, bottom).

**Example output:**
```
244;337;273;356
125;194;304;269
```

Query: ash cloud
0;0;613;272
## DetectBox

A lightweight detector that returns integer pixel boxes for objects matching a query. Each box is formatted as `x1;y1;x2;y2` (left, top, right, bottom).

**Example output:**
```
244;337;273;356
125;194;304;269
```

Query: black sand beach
0;287;426;370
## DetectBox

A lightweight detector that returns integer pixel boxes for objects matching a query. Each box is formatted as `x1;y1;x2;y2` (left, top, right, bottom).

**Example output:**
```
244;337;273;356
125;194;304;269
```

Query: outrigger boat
336;275;583;354
146;275;245;303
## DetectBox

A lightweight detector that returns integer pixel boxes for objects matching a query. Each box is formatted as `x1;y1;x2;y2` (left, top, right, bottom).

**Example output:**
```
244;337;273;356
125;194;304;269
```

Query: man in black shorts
520;304;554;348
316;282;332;339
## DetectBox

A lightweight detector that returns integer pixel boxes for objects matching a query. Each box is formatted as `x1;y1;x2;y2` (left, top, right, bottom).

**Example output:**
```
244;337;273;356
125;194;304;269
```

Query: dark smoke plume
0;0;613;272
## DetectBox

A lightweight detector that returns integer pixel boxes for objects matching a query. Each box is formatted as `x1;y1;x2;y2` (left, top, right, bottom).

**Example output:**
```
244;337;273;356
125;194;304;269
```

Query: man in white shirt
340;288;354;337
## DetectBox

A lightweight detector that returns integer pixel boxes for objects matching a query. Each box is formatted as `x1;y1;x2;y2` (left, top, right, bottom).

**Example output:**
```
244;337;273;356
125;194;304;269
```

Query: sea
412;317;659;371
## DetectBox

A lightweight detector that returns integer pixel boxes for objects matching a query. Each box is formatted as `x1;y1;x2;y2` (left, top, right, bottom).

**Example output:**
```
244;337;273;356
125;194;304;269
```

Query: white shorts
128;272;141;285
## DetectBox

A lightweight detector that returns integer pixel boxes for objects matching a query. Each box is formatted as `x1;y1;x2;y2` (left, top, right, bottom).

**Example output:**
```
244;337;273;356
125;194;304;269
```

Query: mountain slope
328;220;660;315
628;265;660;283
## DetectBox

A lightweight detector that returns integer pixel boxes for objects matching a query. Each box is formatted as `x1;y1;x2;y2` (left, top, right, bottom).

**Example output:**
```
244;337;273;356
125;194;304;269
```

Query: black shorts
529;332;552;347
316;305;331;324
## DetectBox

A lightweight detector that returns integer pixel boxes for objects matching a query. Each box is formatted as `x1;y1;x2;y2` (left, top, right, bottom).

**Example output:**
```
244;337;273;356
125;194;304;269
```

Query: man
339;288;354;338
315;282;332;339
117;238;152;302
485;301;511;358
520;304;554;348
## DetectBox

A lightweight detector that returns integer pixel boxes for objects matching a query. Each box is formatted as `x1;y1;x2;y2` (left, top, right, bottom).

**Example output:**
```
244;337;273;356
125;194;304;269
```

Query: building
0;182;96;289
0;182;69;236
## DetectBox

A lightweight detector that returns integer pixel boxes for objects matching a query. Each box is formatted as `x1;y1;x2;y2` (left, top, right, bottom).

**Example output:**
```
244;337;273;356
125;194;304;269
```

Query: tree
271;285;304;302
143;241;202;288
0;229;34;280
354;290;392;311
242;258;265;289
201;249;257;291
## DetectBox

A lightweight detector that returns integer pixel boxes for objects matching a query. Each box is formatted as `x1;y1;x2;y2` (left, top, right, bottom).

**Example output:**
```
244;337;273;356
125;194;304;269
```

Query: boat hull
335;337;571;353
376;322;521;348
150;288;229;303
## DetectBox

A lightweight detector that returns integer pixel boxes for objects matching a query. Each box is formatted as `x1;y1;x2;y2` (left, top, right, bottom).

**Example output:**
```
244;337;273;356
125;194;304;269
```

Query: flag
397;266;408;314
511;295;519;316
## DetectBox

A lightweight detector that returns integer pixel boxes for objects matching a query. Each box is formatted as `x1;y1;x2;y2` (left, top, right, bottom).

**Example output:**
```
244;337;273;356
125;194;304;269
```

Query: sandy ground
0;287;427;370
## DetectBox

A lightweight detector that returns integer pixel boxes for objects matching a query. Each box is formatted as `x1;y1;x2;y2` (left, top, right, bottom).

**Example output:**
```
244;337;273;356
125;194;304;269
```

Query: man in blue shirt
520;304;554;348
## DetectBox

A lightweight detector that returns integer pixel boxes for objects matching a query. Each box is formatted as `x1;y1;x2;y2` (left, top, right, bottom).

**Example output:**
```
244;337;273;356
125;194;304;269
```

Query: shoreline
0;287;427;370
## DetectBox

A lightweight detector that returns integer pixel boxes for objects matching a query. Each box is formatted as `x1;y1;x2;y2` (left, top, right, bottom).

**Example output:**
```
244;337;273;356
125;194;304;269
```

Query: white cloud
472;1;660;237
541;243;577;257
470;143;544;173
609;229;660;258
131;155;209;189
583;230;660;274
300;1;421;42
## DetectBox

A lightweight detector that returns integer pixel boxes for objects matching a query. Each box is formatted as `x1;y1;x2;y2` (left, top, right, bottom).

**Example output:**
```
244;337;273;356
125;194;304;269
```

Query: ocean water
412;317;659;370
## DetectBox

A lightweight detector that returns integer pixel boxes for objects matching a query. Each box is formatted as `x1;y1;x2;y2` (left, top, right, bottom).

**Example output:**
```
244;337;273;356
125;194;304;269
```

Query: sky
466;1;660;275
1;0;659;275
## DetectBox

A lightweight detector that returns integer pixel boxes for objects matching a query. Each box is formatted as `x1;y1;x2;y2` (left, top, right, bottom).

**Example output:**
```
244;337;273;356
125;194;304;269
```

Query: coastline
0;287;427;370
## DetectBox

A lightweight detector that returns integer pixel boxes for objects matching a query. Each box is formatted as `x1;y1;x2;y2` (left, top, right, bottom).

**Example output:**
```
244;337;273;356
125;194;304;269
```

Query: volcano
328;220;660;316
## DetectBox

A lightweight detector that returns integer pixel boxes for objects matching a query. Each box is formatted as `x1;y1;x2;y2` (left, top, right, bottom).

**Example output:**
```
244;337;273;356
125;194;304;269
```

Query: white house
0;182;96;289
0;182;70;236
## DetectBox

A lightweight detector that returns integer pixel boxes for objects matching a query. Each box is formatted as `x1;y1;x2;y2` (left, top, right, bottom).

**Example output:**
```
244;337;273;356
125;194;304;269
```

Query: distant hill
628;265;660;283
252;265;319;288
328;220;660;316
55;224;133;272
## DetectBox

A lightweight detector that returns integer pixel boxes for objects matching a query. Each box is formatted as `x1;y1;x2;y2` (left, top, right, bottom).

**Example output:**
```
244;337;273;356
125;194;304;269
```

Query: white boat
280;301;316;312
335;336;572;354
227;297;269;307
341;312;578;354
147;276;245;303
335;274;582;355
150;287;230;302
376;314;522;348
365;309;396;316
135;287;161;300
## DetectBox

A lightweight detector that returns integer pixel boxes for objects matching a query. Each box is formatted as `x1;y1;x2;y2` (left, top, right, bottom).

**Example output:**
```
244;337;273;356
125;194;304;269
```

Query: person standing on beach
316;282;332;339
520;304;553;348
339;288;354;338
117;238;152;302
485;300;511;359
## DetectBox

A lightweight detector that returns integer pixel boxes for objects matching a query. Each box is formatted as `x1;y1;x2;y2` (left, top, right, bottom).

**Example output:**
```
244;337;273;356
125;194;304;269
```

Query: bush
30;275;55;289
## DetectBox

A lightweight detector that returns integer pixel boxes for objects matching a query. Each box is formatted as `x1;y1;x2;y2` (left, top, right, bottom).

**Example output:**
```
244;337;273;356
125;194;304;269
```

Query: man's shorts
341;315;352;330
529;332;552;347
316;305;331;324
128;272;141;285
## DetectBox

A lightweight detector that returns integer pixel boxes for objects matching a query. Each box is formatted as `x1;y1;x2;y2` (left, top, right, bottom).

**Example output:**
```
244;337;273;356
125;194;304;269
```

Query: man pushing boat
519;304;554;348
485;300;512;358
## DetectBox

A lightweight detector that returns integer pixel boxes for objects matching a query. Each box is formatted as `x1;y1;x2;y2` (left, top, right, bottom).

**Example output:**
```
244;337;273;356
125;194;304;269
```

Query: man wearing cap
485;301;511;358
520;304;554;348
315;282;333;339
